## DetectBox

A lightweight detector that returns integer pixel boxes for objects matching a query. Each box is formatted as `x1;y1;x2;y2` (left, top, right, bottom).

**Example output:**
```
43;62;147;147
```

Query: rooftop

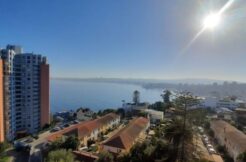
235;108;246;112
211;120;246;153
103;117;149;150
47;113;119;142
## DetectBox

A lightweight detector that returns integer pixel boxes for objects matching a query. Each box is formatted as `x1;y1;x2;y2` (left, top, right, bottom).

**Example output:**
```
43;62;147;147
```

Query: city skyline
1;0;246;81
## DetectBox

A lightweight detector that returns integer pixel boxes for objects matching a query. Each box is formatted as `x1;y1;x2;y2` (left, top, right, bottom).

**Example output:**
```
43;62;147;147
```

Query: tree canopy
46;149;75;162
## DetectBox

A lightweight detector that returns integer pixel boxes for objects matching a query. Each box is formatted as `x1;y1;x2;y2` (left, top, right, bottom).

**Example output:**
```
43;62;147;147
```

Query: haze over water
51;79;163;113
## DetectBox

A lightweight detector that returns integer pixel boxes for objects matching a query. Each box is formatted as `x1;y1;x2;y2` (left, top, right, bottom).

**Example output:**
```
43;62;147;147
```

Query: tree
116;108;125;119
237;152;246;162
46;149;75;162
161;90;172;114
133;90;140;104
96;151;114;162
208;129;214;138
0;142;9;154
50;138;64;150
154;140;168;159
161;90;171;104
204;121;210;130
173;91;199;162
149;101;164;112
187;108;207;126
62;136;80;150
117;153;131;162
164;118;193;146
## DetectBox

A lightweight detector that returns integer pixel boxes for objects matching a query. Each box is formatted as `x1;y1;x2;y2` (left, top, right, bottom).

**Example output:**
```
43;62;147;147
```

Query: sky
0;0;246;82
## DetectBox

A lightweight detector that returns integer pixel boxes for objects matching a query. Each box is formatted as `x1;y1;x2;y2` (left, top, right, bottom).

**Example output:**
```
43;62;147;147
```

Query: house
144;109;164;123
216;98;240;110
216;107;233;121
234;108;246;125
123;102;149;112
102;117;149;154
47;113;120;146
54;110;75;121
76;108;94;121
210;120;246;161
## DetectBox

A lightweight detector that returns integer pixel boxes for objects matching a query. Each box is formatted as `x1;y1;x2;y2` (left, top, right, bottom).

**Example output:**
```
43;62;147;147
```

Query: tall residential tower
0;45;50;141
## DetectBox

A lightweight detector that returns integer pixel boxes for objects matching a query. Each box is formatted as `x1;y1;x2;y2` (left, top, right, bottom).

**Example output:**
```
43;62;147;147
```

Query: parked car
79;146;88;151
208;148;216;154
23;137;34;143
73;120;80;124
207;144;213;148
32;134;39;139
63;123;70;127
51;127;61;132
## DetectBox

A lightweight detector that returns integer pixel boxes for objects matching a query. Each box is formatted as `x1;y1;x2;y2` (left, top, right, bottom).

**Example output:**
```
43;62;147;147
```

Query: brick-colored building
0;59;4;142
102;117;149;154
47;113;120;146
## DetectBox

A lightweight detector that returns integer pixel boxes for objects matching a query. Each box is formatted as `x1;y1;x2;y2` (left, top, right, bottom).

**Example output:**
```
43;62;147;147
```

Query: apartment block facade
0;45;50;141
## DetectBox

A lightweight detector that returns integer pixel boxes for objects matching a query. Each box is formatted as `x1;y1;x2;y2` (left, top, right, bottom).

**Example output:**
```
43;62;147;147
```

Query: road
28;131;51;162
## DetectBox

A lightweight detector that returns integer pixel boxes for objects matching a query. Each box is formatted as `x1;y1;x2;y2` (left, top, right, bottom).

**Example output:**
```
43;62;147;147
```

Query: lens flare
203;13;221;29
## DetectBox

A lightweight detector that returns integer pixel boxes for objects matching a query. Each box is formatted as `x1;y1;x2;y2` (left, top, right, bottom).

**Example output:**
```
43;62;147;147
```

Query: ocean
51;79;163;112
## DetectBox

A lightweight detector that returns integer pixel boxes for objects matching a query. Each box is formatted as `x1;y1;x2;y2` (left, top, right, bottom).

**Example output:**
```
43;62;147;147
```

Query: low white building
144;109;164;123
216;107;233;120
216;99;239;110
123;102;149;112
199;97;245;110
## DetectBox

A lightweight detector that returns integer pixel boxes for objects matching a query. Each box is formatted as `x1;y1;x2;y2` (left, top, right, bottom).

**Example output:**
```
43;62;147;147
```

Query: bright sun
203;13;221;29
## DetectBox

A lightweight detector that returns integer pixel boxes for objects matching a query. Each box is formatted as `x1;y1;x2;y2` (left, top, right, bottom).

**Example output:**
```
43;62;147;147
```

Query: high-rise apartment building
0;45;50;141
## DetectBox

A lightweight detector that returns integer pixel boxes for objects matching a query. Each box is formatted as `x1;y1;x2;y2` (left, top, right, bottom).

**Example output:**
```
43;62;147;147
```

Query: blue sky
1;0;246;81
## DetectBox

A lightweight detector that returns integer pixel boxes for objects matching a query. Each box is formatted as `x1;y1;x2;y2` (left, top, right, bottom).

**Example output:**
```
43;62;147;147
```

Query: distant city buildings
0;45;50;141
200;96;245;110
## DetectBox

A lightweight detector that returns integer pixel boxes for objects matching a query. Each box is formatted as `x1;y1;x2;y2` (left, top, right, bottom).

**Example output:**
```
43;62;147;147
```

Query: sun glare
203;13;221;29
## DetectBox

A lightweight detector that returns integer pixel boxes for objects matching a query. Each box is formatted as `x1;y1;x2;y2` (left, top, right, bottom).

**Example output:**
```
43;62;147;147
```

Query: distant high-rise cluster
0;45;50;141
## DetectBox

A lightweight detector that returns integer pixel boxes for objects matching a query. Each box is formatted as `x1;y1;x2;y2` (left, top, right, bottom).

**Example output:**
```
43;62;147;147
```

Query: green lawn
0;155;11;162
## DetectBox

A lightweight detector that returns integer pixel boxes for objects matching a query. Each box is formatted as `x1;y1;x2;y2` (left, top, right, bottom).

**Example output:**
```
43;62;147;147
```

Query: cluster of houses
47;113;150;157
47;113;120;146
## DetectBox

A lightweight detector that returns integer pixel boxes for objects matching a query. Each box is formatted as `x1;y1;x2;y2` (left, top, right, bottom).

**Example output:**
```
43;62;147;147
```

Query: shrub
46;149;75;162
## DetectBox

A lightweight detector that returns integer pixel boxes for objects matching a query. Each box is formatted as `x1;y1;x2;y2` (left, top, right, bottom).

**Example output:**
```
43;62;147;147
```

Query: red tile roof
47;113;119;142
103;117;149;150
